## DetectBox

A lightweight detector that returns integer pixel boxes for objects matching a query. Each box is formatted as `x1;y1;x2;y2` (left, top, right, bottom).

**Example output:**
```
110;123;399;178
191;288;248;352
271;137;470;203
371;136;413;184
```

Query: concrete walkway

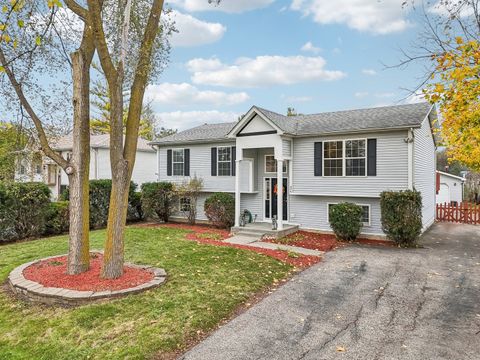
181;223;480;360
225;235;323;256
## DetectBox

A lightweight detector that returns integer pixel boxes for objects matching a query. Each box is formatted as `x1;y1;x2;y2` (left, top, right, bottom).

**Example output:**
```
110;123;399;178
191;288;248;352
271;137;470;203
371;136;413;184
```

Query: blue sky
147;0;435;131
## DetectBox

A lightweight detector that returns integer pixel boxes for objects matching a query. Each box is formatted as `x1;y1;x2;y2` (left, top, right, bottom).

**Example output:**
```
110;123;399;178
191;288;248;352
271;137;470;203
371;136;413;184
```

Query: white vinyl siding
413;115;436;231
158;142;235;192
290;195;382;235
292;131;409;197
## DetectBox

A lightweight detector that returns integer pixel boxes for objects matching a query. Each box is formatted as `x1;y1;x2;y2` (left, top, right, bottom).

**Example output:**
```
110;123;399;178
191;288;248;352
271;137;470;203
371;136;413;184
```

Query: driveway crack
297;304;364;359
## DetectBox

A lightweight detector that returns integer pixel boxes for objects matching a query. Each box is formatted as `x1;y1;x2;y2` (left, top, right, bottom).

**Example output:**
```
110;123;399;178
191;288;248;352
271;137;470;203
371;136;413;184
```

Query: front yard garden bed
0;226;292;359
138;223;321;268
264;230;396;250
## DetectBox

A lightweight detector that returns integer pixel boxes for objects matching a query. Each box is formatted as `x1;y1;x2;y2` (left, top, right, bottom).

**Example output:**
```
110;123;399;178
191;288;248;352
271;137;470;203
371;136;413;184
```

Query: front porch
231;221;299;239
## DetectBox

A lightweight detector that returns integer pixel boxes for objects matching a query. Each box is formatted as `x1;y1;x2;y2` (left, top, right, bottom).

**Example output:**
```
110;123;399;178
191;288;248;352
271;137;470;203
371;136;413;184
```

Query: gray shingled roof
152;122;237;144
52;134;155;152
152;102;433;145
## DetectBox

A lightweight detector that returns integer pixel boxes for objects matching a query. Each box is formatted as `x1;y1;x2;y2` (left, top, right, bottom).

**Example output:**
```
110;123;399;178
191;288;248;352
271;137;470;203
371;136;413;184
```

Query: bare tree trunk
67;46;92;274
86;0;165;279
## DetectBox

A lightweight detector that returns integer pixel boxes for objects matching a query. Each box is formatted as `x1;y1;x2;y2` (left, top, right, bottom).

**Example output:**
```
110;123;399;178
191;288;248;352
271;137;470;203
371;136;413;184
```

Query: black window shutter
167;149;172;176
211;147;217;176
184;149;190;176
231;146;236;176
314;142;323;176
367;139;377;176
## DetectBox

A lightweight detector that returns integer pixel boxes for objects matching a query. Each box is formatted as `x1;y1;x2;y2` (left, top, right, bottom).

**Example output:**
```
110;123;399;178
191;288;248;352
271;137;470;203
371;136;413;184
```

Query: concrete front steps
231;222;299;240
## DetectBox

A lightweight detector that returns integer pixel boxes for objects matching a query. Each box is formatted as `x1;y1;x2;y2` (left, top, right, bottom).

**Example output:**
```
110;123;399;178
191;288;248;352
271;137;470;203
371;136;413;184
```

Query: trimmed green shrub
141;182;176;222
44;201;69;235
0;182;50;242
380;190;423;246
204;193;235;229
62;180;142;229
328;202;363;241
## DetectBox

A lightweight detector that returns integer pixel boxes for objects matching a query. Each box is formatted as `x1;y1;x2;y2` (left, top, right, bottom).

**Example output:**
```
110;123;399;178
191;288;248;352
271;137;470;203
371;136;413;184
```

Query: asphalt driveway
180;223;480;360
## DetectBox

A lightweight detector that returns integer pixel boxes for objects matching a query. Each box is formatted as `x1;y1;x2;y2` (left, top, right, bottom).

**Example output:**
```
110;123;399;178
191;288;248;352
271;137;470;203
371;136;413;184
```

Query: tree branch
64;0;88;20
86;0;117;89
0;47;68;169
124;0;164;164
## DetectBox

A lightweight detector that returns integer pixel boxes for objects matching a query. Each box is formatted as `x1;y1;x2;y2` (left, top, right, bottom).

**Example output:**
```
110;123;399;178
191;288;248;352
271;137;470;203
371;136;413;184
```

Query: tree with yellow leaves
424;37;480;171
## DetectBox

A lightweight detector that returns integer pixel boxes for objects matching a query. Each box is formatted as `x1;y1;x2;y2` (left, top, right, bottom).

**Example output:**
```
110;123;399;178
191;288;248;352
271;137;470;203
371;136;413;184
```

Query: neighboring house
15;134;157;199
436;170;465;205
150;102;438;237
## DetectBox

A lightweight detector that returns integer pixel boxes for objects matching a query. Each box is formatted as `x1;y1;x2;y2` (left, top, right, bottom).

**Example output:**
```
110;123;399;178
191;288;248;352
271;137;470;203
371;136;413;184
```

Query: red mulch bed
264;230;396;250
23;253;154;292
264;231;339;251
136;223;320;268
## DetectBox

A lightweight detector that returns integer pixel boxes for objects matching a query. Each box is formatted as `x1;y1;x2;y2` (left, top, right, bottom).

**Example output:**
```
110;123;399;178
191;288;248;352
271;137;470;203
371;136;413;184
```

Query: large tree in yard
0;1;94;274
78;0;168;278
398;1;480;170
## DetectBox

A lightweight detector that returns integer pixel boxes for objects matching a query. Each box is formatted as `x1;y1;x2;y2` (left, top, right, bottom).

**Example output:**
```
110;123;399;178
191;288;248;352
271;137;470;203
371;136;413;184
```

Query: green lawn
0;226;292;359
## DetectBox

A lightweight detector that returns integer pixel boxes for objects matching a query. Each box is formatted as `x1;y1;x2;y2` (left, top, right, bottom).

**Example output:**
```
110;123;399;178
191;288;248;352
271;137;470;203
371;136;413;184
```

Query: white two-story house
150;102;437;237
15;134;157;199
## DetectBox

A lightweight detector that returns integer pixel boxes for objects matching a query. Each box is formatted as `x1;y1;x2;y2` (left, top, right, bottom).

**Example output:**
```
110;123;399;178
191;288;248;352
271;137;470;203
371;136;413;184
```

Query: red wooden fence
436;202;480;225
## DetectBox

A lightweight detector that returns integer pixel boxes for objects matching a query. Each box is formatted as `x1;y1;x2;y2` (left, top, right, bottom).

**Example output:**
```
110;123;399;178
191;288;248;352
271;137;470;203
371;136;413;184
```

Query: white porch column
234;159;241;227
277;159;284;230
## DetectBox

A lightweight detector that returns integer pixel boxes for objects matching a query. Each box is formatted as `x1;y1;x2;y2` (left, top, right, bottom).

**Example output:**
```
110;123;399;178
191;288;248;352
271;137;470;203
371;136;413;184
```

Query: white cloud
290;0;412;35
301;41;321;54
146;82;249;106
428;0;474;18
170;0;274;13
170;11;226;47
187;55;346;87
156;110;239;130
354;91;369;98
362;69;377;76
283;95;313;103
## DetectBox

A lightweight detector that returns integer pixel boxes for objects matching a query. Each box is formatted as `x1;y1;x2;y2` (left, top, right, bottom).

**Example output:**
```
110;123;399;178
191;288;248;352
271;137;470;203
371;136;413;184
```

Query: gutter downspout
406;128;415;190
156;145;160;182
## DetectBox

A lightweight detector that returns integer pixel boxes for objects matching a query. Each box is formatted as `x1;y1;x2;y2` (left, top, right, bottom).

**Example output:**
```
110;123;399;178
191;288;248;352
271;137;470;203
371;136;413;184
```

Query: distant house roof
437;170;466;182
151;102;434;145
52;134;154;152
151;122;237;145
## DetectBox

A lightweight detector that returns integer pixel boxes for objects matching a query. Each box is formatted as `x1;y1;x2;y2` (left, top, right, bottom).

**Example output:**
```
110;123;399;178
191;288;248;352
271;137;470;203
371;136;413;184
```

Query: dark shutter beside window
367;139;377;176
167;149;172;176
314;142;323;176
184;149;190;176
211;147;217;176
231;146;236;176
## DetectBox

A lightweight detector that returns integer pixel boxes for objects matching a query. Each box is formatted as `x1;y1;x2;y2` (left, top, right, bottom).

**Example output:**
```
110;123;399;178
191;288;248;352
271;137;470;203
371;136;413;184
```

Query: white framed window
323;141;343;177
35;164;42;175
345;140;366;176
179;197;191;212
323;139;367;177
172;149;184;176
327;203;371;227
265;155;287;173
217;146;231;176
19;164;26;175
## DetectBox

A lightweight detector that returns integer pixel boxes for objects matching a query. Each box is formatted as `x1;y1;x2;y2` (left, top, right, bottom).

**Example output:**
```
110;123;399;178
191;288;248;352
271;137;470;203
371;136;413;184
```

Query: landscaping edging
8;254;167;306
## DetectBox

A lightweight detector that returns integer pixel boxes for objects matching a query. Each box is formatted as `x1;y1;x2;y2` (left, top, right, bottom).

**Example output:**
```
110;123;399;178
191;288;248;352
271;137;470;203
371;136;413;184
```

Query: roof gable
237;114;277;137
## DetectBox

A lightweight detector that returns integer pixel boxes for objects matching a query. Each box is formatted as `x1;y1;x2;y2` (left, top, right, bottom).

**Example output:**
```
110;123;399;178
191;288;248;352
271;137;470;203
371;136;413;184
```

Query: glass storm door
264;178;288;221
